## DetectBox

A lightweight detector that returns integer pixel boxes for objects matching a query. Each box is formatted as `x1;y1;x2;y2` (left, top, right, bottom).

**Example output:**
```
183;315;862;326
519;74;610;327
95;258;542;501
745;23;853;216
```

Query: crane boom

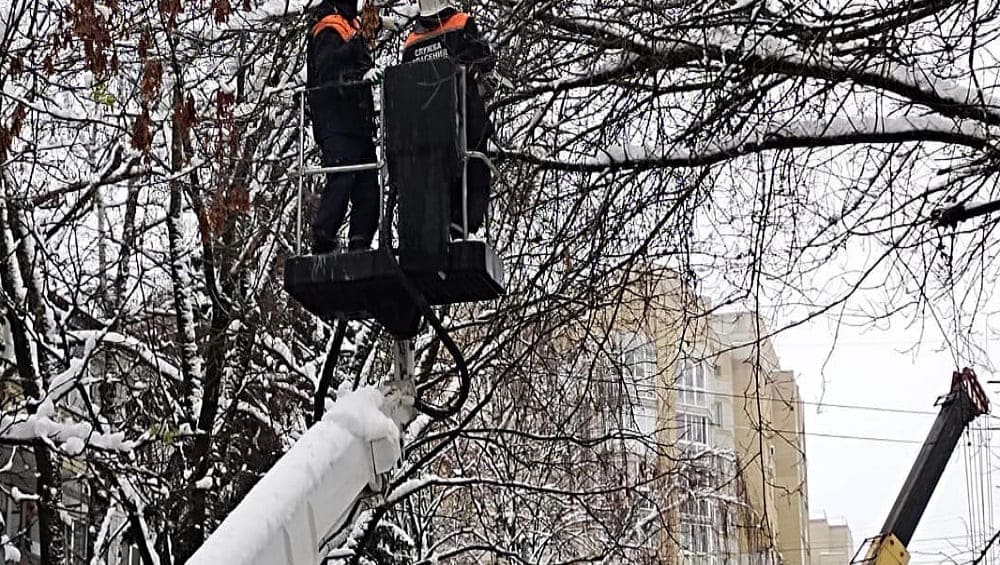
853;368;990;565
188;386;406;565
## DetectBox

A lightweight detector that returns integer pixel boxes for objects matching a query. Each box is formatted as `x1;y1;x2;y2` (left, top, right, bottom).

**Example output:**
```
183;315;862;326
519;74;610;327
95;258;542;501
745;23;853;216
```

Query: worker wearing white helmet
417;0;456;16
403;0;497;238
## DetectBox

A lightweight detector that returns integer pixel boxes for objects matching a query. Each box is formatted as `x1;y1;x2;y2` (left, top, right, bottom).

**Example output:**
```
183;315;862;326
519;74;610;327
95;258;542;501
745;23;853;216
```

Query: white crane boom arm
188;386;403;565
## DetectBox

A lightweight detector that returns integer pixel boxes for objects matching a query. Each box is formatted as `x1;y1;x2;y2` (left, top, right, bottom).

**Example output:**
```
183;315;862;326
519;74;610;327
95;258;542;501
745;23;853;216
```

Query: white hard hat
418;0;456;16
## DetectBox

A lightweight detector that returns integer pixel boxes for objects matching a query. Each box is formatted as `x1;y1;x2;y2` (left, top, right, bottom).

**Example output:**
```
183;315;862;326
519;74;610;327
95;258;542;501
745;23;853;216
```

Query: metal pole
459;66;469;239
467;151;495;243
295;162;382;176
297;91;305;256
392;339;415;382
378;84;388;251
383;339;417;426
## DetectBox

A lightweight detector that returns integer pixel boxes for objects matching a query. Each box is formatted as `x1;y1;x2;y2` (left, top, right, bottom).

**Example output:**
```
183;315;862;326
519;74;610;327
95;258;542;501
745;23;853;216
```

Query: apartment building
712;312;814;565
809;516;854;564
587;269;774;563
600;270;850;564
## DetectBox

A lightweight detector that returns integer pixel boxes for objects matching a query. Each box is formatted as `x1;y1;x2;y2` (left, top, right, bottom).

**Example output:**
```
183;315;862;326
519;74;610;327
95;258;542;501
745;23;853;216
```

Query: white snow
88;431;133;451
2;536;19;563
0;450;14;474
48;355;88;400
60;436;86;456
580;115;986;168
0;399;135;452
238;0;317;23
10;487;38;503
69;330;182;382
116;477;161;565
187;386;401;565
329;383;400;442
386;474;442;504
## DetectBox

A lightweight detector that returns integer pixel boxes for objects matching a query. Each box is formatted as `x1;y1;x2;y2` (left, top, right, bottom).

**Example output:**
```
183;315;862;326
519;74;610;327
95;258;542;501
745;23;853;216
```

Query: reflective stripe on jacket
313;14;360;41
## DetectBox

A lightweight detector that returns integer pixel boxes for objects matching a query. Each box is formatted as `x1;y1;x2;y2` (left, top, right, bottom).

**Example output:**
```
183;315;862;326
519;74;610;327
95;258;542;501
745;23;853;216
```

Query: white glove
363;68;384;83
380;16;400;32
478;72;501;99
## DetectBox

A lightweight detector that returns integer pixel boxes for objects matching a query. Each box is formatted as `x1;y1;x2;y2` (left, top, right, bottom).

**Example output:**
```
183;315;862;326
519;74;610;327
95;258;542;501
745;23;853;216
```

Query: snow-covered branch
497;116;990;172
0;399;135;453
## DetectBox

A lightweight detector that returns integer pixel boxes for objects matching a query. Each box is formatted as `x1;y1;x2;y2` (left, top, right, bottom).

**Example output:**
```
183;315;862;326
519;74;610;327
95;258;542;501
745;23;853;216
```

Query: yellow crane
851;368;990;564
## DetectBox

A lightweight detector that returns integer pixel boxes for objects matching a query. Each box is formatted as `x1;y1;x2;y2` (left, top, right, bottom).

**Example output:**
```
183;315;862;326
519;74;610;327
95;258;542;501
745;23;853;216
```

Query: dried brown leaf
138;30;153;59
140;59;163;103
213;0;232;23
159;0;182;30
131;106;153;152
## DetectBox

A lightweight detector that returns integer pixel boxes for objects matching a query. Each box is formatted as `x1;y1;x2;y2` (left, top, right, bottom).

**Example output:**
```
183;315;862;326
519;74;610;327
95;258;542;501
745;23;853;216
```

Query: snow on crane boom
187;387;401;565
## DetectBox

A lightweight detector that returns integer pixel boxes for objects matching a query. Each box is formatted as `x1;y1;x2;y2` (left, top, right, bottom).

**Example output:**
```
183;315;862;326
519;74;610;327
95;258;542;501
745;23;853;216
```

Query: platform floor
283;240;505;327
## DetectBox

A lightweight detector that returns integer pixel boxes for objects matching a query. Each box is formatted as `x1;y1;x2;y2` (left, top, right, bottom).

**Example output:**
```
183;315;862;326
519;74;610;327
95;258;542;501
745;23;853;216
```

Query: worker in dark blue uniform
402;0;496;239
306;0;380;253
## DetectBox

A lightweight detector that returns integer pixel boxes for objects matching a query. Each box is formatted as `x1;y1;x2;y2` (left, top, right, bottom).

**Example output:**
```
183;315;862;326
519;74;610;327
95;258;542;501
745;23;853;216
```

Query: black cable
312;318;348;424
379;183;471;420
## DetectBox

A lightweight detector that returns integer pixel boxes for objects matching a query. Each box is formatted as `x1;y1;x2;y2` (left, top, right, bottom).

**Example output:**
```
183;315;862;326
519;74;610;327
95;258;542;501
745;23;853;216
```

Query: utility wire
785;429;926;445
676;387;939;416
971;527;1000;564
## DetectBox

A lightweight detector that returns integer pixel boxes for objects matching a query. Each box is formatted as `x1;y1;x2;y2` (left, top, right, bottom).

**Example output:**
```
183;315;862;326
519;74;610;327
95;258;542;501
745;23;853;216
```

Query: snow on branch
234;0;318;24
0;399;135;453
517;19;1000;127
1;536;19;564
68;329;182;382
498;115;990;172
2;91;123;128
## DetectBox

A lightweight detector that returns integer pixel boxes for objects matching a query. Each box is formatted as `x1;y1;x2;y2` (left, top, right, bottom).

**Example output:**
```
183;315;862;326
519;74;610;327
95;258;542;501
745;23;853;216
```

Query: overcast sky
776;316;999;564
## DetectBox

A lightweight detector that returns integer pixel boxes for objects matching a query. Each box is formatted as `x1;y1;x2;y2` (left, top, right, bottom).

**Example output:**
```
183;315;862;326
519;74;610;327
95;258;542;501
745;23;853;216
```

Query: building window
678;413;709;445
0;489;8;538
611;333;658;449
680;498;714;555
621;402;657;441
713;402;725;428
681;498;721;562
620;334;657;407
680;521;712;555
678;360;707;407
118;544;142;565
681;498;711;521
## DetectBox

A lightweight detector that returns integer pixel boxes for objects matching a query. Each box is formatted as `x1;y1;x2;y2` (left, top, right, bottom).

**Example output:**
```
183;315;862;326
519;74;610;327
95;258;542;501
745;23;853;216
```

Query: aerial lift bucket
283;60;505;339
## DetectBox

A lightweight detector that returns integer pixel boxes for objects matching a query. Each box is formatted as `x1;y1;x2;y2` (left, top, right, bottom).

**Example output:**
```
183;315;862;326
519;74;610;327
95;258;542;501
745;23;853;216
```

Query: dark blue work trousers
312;134;379;253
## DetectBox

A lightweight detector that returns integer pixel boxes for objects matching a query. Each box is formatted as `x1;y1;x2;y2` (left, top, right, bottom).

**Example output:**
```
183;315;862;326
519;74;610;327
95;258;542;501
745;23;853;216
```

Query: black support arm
879;369;990;546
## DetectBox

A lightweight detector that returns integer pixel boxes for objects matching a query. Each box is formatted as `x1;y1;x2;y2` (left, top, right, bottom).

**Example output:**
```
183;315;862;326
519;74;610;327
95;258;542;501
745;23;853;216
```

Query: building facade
0;318;138;565
809;516;855;564
600;271;852;564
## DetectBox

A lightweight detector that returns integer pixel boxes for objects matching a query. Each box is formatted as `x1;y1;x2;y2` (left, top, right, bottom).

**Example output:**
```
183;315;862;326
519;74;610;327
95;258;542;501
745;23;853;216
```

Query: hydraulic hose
379;184;471;420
